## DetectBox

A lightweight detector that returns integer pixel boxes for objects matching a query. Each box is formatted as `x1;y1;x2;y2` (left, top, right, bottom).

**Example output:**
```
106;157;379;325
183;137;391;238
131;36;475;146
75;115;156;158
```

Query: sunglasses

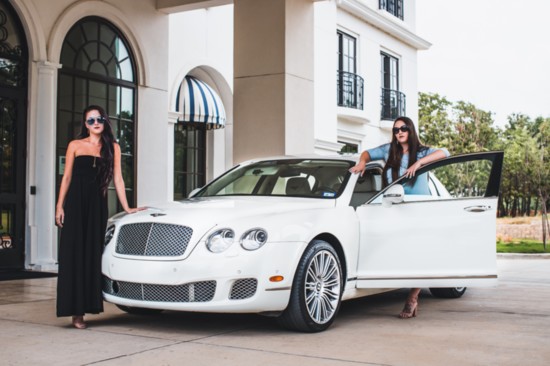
393;125;410;134
86;116;106;125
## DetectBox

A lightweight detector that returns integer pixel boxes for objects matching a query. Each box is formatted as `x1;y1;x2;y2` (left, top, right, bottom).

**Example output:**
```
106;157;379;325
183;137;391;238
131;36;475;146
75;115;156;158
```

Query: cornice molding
337;0;431;50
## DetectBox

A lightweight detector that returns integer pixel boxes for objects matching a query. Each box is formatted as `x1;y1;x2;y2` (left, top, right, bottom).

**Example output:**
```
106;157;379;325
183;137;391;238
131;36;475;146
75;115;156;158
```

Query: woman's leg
399;288;421;318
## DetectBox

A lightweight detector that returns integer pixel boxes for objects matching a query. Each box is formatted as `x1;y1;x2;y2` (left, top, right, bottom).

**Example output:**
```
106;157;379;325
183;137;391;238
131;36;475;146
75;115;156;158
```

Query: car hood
110;196;335;235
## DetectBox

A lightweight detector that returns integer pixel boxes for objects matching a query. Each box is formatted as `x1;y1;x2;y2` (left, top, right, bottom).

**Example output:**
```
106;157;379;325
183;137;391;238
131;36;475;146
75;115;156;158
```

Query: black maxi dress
57;155;108;317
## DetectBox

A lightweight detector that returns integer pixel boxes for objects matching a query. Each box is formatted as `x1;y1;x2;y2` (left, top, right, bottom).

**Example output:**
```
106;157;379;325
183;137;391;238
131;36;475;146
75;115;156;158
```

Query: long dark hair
78;105;115;196
382;116;427;186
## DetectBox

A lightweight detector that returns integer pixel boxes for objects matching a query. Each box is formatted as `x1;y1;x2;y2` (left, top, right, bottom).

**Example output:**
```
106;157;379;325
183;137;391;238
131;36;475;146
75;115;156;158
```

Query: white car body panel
102;152;503;319
356;197;498;288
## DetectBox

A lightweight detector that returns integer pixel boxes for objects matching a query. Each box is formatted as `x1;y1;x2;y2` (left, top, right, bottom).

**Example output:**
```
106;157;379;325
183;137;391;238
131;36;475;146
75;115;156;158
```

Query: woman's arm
349;150;372;174
112;143;145;214
404;148;448;178
350;143;390;174
55;141;78;227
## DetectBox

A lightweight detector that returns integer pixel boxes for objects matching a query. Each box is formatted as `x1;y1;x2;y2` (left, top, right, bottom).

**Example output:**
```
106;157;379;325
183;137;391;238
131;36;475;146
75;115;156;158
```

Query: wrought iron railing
336;71;364;110
380;88;406;120
379;0;404;20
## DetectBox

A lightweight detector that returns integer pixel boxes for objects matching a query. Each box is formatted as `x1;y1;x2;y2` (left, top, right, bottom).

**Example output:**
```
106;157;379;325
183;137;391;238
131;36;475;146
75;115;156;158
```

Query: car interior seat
286;177;311;196
350;172;380;208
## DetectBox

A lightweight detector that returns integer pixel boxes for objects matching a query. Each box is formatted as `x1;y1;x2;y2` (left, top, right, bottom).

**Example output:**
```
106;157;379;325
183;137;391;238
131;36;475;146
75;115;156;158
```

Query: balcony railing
337;71;364;110
379;0;404;20
380;88;406;120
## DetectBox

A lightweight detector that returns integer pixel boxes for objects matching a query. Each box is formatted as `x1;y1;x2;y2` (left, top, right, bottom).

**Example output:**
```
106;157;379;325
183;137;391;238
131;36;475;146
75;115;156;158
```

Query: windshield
194;159;354;198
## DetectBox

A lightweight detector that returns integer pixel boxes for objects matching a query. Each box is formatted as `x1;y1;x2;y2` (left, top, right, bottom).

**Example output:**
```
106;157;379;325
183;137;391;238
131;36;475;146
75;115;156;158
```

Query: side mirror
188;188;202;198
382;184;404;207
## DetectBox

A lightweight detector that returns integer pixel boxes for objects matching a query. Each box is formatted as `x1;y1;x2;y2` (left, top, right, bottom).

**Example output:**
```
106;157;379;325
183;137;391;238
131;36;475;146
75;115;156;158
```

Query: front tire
278;240;343;332
429;287;467;298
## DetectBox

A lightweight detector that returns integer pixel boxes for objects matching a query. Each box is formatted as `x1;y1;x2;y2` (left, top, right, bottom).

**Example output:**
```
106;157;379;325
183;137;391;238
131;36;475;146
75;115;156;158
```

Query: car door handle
464;205;491;213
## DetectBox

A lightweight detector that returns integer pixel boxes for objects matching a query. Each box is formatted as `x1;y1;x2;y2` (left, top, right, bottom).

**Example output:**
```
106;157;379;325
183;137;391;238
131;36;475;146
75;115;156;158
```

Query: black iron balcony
379;0;404;20
380;88;406;120
337;71;364;110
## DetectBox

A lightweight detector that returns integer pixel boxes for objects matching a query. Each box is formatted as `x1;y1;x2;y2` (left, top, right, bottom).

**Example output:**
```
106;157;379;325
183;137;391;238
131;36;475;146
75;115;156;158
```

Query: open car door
355;151;503;289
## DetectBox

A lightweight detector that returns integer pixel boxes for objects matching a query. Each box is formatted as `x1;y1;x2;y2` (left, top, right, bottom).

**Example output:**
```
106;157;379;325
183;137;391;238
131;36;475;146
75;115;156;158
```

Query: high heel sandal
72;316;87;329
399;301;418;319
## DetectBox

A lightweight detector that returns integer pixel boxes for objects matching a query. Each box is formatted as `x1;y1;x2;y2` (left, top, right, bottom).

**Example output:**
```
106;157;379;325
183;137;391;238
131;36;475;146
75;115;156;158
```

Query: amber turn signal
269;275;284;282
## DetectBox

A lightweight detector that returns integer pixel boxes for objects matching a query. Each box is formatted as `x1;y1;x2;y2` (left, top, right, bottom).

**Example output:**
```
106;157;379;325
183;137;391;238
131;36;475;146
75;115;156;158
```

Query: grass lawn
497;239;549;253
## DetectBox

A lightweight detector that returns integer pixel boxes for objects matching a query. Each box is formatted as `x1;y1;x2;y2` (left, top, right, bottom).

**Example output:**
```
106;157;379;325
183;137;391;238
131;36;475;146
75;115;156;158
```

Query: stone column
233;0;314;163
28;61;61;271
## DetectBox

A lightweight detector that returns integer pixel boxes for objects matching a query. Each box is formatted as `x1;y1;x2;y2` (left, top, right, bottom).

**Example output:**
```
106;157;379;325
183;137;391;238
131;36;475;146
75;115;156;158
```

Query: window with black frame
379;0;404;20
57;17;137;218
381;52;405;120
0;1;28;269
337;31;363;109
174;123;206;200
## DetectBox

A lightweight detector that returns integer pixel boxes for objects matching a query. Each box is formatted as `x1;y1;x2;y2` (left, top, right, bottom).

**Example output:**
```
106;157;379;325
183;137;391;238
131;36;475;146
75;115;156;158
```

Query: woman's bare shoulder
68;138;87;147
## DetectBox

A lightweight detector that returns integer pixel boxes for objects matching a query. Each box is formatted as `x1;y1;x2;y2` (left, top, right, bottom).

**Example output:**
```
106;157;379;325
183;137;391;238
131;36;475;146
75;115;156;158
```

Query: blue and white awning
176;76;226;129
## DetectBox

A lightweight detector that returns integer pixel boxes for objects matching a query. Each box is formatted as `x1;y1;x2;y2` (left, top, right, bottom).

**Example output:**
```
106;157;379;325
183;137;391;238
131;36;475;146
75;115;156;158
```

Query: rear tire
277;240;343;332
429;287;467;298
116;305;163;315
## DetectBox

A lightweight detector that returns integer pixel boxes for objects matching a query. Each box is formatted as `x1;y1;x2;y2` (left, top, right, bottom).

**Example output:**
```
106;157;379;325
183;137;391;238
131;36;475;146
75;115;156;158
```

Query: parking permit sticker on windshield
323;192;336;197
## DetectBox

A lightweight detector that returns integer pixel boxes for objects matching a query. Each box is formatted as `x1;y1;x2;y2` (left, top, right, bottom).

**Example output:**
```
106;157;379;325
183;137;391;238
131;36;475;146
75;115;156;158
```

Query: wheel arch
311;233;347;282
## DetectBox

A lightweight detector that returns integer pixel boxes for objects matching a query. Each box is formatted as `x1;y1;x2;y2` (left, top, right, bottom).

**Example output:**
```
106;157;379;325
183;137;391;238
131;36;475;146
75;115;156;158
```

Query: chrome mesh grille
115;223;193;256
103;277;216;302
229;278;258;300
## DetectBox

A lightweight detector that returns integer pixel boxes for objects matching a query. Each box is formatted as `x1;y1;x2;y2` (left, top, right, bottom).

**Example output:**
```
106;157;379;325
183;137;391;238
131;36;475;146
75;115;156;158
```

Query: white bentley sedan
102;151;503;332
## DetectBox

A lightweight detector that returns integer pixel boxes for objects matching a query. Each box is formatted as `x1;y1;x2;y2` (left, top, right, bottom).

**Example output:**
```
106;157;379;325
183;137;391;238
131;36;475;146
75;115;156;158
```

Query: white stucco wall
7;0;426;270
314;0;426;155
168;5;234;188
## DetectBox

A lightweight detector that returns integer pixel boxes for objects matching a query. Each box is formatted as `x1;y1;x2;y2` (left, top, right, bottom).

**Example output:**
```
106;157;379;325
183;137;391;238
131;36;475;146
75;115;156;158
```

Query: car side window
402;159;494;202
350;169;382;208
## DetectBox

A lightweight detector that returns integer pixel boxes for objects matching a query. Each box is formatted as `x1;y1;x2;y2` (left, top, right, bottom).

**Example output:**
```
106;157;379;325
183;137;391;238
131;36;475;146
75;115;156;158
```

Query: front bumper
102;241;306;313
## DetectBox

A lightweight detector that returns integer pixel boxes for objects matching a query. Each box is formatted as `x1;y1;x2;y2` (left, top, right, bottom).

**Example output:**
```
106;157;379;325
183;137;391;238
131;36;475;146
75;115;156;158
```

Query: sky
416;0;550;127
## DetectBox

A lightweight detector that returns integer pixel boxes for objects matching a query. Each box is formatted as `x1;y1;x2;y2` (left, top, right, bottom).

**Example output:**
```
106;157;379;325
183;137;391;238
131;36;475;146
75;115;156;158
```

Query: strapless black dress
57;155;108;317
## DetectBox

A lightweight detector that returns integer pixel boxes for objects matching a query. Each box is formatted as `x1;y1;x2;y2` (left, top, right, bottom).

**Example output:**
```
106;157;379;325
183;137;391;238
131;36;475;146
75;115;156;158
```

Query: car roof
239;154;359;165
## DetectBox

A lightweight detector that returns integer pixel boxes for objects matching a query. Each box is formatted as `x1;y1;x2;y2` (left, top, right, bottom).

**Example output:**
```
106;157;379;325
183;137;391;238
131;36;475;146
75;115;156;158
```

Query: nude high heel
72;316;87;329
398;301;418;319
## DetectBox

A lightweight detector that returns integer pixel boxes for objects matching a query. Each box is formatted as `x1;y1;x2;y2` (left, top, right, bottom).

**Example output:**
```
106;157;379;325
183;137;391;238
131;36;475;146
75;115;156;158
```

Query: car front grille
103;277;216;303
115;223;193;256
229;278;258;300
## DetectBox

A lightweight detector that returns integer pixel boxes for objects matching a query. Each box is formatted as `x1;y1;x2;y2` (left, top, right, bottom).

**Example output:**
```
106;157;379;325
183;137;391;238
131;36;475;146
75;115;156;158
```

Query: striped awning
176;76;226;129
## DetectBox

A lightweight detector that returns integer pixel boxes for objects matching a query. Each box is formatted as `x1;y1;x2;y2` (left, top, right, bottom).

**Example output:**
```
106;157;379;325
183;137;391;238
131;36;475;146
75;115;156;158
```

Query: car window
370;157;496;204
195;159;354;198
350;168;383;208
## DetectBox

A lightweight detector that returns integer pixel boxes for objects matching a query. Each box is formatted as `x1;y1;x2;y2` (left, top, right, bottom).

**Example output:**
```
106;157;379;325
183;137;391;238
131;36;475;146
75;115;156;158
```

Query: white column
167;111;178;201
28;61;61;271
233;0;314;163
136;87;170;205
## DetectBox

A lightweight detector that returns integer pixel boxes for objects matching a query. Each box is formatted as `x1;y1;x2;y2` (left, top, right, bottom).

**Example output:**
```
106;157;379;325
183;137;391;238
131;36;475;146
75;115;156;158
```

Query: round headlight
104;225;115;247
206;228;235;253
240;228;268;251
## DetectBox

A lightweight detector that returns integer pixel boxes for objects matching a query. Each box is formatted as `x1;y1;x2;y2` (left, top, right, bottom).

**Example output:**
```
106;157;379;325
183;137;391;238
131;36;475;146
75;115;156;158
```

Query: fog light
269;275;284;282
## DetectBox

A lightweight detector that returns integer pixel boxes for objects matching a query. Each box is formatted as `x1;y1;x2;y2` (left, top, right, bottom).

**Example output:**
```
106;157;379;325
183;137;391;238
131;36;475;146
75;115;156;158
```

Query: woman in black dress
55;105;144;329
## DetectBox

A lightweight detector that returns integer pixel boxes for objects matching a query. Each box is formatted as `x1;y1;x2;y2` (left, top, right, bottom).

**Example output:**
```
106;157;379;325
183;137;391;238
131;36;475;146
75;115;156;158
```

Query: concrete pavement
1;258;549;366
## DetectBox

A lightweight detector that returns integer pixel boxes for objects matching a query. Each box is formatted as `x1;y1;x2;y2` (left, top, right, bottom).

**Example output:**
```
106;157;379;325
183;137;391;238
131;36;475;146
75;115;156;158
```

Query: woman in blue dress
350;116;449;318
55;105;144;329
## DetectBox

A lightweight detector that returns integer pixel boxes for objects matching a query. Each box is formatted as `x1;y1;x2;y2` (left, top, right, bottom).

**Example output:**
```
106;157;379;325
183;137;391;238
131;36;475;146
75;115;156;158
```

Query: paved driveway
1;257;549;366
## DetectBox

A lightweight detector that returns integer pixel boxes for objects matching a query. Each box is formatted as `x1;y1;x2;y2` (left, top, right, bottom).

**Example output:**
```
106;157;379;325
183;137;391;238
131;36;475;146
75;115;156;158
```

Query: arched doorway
57;17;137;217
0;0;28;269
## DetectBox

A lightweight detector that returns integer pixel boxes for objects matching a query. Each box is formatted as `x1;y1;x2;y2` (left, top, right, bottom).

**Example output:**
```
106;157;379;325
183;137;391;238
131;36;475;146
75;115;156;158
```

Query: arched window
0;0;28;269
57;17;137;216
